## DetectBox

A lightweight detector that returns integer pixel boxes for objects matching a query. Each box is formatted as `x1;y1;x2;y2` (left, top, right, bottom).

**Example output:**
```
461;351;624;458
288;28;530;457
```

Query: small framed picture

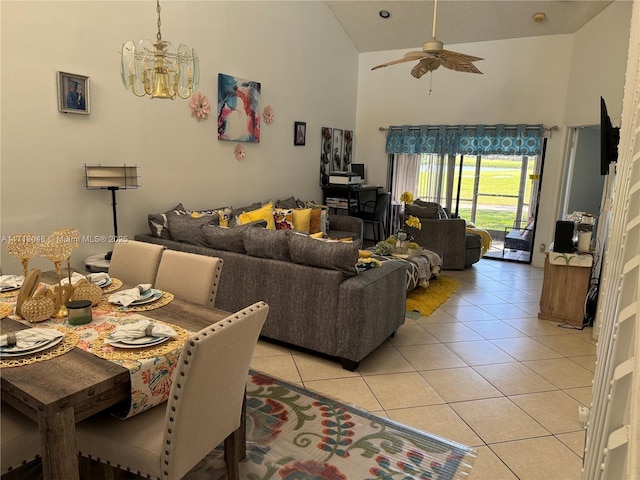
294;121;306;146
57;71;90;115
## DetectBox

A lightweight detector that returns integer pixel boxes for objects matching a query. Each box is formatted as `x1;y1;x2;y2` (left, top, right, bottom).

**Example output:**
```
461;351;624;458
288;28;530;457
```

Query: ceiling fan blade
438;49;484;64
441;60;483;74
411;57;444;79
371;51;427;71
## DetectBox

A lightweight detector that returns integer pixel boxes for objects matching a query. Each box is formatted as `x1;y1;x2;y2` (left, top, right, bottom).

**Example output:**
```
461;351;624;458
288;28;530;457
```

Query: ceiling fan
371;0;483;78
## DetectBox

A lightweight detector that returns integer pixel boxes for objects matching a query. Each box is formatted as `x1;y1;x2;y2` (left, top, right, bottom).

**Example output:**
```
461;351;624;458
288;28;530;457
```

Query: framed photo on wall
57;72;90;115
294;121;306;146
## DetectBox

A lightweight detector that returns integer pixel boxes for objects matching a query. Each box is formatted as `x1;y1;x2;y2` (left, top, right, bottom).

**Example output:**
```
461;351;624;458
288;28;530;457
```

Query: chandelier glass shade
120;1;199;99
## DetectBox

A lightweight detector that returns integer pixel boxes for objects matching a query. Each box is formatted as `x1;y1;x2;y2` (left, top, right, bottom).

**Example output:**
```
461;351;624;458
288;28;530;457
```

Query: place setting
92;318;188;361
0;274;24;296
61;271;122;293
0;326;79;368
100;283;174;313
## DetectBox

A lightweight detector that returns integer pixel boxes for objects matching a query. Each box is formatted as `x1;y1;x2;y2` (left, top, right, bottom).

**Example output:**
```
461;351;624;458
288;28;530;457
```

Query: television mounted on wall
601;96;620;175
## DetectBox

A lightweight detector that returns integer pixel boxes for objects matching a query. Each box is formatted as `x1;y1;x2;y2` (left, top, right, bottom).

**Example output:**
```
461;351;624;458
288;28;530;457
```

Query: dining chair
107;240;164;286
154;250;223;306
354;191;391;242
76;301;269;480
1;402;41;478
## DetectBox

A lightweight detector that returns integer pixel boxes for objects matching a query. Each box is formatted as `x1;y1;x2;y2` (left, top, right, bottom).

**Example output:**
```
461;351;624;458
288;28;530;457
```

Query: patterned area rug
405;275;461;318
186;371;476;479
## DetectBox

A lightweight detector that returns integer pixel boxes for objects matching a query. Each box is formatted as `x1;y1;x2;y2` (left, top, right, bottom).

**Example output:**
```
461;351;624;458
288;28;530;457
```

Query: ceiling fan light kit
372;0;483;78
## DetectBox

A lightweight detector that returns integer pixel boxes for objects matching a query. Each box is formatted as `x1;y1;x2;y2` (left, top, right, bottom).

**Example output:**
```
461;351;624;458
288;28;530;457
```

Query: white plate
0;339;49;353
109;336;169;349
97;278;112;288
0;284;22;292
0;335;64;357
128;289;162;306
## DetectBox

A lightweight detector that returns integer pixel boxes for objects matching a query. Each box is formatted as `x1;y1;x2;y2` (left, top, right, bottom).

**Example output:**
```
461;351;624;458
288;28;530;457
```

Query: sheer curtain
390;154;420;231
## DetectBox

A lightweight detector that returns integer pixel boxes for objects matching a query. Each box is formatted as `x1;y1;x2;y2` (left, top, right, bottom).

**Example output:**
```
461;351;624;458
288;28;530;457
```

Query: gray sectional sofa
136;212;407;370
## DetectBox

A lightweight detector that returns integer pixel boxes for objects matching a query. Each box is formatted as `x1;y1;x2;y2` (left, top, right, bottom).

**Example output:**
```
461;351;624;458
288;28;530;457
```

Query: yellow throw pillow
358;249;372;258
238;203;275;230
293;208;312;233
309;232;324;239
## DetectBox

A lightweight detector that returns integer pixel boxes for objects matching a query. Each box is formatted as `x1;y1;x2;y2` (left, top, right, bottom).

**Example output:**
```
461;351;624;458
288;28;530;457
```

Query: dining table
0;271;234;480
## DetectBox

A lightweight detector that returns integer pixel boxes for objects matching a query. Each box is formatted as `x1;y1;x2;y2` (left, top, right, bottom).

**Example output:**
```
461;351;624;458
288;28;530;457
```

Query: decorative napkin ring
5;333;16;348
145;324;154;336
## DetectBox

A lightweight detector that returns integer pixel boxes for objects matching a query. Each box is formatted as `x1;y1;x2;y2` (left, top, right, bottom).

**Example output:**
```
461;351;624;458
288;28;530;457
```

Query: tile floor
250;258;595;480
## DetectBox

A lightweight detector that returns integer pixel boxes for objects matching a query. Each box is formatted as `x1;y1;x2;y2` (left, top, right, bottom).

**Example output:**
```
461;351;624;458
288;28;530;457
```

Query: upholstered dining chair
1;403;41;478
154;250;223;306
76;301;269;480
107;240;164;286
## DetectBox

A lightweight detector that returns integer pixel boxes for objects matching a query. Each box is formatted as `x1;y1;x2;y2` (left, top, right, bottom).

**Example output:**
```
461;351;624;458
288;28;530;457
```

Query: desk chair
76;301;269;480
154;250;223;306
108;240;164;286
354;192;391;243
1;403;41;478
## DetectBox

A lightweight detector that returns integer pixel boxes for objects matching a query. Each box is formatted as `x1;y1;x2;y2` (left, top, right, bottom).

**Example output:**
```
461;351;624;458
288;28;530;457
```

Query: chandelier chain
156;0;162;43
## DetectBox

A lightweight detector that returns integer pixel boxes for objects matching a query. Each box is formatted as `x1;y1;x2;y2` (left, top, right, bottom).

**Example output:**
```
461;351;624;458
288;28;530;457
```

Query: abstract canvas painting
330;128;344;172
217;73;261;143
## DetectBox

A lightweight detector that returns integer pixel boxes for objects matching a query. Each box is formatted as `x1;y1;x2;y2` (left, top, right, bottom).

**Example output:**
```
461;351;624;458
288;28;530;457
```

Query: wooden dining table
1;275;233;480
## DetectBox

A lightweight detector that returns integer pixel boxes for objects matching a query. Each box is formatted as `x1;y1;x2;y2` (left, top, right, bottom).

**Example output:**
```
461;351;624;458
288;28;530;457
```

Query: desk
322;184;381;215
1;277;231;480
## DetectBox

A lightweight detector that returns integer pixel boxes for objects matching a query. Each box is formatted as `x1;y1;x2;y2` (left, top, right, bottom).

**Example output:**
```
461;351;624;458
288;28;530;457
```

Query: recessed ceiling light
379;10;391;19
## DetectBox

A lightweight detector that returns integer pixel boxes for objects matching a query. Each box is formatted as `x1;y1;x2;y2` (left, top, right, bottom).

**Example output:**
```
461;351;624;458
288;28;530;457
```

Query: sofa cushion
190;206;232;226
275;196;299;209
243;228;292;262
229;202;262;227
166;212;217;246
293;208;312;233
148;203;188;239
287;233;358;277
406;202;446;219
202;220;267;253
274;208;294;230
309;208;323;234
238;203;276;230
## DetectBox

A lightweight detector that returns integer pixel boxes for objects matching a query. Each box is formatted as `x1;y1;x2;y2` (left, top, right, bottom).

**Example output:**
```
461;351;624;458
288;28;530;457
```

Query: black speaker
554;220;576;253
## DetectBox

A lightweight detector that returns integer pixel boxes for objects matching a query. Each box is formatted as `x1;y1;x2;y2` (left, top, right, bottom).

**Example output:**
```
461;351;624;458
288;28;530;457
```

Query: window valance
385;124;544;156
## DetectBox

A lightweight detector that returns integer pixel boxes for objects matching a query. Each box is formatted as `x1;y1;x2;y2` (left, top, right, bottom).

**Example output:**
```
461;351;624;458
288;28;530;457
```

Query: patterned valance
385;124;544;156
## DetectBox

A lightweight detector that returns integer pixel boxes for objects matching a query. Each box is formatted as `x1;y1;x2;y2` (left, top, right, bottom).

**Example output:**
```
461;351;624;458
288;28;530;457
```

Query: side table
85;253;110;273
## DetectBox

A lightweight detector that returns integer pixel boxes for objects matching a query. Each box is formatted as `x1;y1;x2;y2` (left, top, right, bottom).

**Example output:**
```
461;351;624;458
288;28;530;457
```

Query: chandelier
120;0;199;99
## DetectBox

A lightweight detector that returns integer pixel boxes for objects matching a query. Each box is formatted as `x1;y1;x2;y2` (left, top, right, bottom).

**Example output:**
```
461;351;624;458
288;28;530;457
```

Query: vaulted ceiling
325;1;614;53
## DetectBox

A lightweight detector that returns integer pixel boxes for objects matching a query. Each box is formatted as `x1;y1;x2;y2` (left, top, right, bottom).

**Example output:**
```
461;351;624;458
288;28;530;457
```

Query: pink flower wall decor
234;144;246;161
189;92;210;122
263;105;275;125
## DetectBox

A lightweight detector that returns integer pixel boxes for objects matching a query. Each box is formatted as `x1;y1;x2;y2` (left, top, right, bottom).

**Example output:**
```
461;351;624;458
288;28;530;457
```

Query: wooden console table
538;252;592;327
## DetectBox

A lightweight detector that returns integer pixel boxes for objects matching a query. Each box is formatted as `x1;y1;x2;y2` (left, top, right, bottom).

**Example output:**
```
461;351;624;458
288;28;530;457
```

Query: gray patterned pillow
166;213;218;246
148;203;188;239
202;220;268;253
229;202;262;227
405;202;442;219
287;233;358;277
243;228;292;262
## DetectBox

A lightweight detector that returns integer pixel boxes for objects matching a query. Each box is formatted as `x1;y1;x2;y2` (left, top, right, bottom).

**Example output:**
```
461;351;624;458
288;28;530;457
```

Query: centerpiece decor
6;233;40;277
38;232;74;319
375;191;422;256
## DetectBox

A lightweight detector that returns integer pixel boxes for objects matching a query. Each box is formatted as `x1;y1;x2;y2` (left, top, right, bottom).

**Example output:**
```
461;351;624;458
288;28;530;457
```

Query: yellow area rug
406;275;461;317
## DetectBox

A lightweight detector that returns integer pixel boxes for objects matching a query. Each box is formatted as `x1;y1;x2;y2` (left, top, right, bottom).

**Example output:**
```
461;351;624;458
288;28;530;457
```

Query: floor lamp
84;165;139;260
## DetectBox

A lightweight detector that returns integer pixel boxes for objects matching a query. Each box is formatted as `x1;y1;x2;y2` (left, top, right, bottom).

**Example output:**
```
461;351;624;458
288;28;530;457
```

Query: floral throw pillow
274;208;294;230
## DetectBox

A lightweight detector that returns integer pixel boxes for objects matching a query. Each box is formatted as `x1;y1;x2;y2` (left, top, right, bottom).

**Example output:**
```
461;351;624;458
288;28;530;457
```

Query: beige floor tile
512;301;540;316
291;352;360;382
556;431;587;458
358;346;416;375
451;397;548;444
444;340;515;366
510;390;584;434
440;294;472;307
419;367;502;402
364;372;444;410
250;355;302;384
467;445;518;480
414;308;458;324
252;340;292;357
489;337;563;361
422;323;484;342
473;362;556;395
491;289;539;303
304;377;382;411
478;303;531;320
569;354;597;372
396;343;466;370
490;436;583;480
388;404;483;447
564;386;593;406
463;320;526;339
440;304;498;321
502;317;571;336
388;323;439;346
570;328;598;345
456;291;506;305
532;334;597;357
523;358;594;389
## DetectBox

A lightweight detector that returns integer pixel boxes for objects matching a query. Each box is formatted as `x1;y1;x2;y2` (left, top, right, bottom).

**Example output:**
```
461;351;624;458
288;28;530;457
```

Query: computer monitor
351;163;365;182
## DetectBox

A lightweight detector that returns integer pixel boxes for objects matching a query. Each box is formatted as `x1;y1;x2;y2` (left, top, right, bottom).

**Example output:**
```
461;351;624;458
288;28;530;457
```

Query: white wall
354;1;632;267
0;1;359;272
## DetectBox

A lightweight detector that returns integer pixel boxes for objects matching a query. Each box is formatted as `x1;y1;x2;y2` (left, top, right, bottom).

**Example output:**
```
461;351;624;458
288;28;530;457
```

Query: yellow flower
405;215;422;230
399;191;414;204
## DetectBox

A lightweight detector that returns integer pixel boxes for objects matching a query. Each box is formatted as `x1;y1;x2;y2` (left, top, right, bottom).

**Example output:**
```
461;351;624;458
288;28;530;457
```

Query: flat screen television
351;163;365;182
601;96;620;175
